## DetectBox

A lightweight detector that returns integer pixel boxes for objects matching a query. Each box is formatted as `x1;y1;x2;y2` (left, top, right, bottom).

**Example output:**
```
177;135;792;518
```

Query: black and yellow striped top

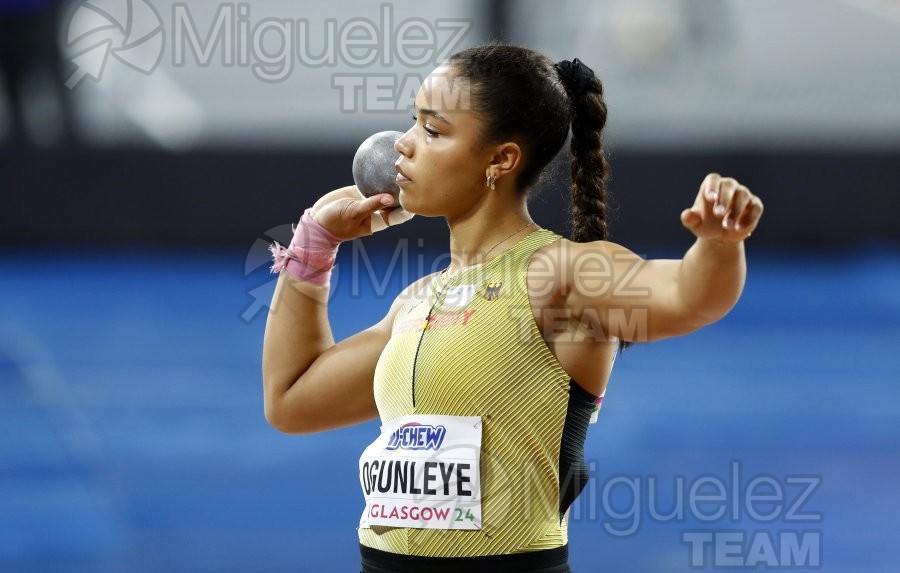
358;229;599;557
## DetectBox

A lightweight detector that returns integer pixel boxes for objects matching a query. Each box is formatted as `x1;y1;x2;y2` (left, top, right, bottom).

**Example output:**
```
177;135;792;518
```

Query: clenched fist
680;174;764;243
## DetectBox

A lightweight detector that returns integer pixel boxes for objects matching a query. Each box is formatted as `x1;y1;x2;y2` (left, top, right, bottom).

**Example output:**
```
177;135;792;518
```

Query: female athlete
262;43;764;573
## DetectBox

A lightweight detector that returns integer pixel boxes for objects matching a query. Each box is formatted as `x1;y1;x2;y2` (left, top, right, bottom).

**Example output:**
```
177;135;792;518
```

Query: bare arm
262;273;399;433
561;174;763;342
261;186;415;434
674;237;746;326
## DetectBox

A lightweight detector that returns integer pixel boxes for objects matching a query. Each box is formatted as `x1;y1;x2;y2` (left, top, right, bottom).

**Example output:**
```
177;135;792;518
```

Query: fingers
372;194;415;232
719;184;749;230
348;193;395;219
691;173;763;240
700;173;742;216
680;208;701;230
713;177;739;219
371;206;415;233
701;173;721;205
701;174;756;230
384;206;415;227
310;185;366;218
735;195;764;232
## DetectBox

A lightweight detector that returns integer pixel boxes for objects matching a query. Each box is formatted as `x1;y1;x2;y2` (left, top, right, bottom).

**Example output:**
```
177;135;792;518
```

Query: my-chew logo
385;423;447;451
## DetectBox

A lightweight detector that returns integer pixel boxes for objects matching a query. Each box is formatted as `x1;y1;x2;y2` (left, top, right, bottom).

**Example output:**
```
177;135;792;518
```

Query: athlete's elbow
262;368;310;433
634;309;722;343
263;386;311;434
693;298;740;330
264;400;313;434
264;400;287;433
659;304;735;341
676;287;742;332
266;415;306;434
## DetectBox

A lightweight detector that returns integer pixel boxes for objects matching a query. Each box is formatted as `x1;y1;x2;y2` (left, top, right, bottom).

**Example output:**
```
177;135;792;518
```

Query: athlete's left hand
680;173;764;243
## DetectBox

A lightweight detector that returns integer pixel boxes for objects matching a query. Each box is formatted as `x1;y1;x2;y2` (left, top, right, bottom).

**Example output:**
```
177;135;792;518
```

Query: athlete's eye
411;114;439;138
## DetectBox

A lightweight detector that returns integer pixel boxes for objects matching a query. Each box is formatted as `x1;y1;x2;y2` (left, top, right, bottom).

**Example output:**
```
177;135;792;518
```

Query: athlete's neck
445;209;536;274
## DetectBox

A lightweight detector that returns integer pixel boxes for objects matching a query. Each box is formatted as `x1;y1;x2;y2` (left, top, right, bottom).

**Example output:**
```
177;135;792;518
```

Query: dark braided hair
560;60;631;352
448;44;571;191
564;66;611;244
447;45;610;237
449;43;630;352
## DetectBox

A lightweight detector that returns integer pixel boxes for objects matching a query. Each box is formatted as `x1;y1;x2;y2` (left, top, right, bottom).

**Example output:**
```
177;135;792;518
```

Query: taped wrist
269;209;342;286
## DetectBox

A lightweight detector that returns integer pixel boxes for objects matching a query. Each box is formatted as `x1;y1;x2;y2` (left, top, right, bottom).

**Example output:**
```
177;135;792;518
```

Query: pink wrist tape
269;209;342;286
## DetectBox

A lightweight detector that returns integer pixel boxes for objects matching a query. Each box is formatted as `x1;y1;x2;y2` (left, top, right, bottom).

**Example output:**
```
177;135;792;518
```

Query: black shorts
360;543;571;573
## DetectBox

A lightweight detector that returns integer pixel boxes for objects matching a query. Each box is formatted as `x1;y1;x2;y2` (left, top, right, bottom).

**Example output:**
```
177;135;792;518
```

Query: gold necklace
412;220;537;406
441;221;536;280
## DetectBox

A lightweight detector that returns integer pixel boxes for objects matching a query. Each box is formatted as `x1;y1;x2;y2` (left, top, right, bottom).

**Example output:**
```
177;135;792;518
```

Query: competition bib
358;414;482;530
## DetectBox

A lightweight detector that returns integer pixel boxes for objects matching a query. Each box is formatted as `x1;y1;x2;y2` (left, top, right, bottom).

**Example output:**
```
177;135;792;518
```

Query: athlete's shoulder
528;235;635;298
532;236;631;268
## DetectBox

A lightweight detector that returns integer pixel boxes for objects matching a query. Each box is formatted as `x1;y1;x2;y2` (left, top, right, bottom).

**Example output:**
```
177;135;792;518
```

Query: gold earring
486;174;495;191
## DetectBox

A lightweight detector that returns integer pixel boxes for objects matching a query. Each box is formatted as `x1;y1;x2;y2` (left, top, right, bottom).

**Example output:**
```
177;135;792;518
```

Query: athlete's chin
398;189;442;218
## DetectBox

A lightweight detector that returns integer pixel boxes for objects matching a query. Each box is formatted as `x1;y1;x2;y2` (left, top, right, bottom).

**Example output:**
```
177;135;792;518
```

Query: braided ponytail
558;61;629;351
449;46;628;351
556;61;611;244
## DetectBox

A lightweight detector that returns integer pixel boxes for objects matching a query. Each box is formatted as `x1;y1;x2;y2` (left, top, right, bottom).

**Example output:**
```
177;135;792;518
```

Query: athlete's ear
487;141;521;182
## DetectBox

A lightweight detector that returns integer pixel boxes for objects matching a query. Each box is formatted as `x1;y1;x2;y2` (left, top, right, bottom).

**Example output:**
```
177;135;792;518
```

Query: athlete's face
394;65;490;218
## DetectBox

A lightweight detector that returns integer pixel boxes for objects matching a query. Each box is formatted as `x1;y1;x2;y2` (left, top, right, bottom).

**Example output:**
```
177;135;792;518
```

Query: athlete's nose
395;127;414;158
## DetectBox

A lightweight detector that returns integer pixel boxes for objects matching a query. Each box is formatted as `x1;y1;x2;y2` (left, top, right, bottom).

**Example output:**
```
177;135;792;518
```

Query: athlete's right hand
308;185;415;241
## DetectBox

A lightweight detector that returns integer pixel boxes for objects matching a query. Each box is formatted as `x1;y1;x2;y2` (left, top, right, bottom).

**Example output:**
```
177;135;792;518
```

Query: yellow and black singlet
358;229;605;565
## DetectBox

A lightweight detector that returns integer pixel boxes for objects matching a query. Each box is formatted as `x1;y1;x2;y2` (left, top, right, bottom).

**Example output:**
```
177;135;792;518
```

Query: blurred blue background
2;1;899;572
